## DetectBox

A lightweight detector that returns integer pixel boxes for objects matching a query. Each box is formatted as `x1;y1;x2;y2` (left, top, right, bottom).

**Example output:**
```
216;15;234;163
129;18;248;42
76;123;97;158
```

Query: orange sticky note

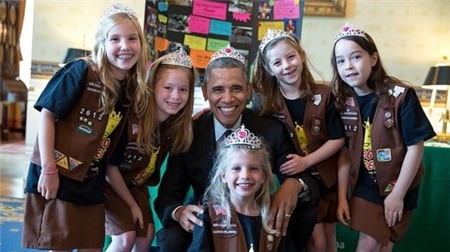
190;49;214;69
155;37;169;51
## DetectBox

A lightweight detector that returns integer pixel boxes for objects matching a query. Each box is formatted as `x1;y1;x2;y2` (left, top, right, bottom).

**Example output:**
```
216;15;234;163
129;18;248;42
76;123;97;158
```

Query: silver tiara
100;3;137;23
225;125;261;149
161;49;193;68
210;46;246;65
334;22;367;43
259;29;296;52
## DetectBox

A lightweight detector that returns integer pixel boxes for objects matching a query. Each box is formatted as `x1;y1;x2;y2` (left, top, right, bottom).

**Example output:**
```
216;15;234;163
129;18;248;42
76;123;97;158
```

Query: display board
144;0;304;72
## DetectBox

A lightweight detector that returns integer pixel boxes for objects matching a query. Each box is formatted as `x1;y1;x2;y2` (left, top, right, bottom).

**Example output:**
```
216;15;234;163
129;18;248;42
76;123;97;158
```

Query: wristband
42;169;58;175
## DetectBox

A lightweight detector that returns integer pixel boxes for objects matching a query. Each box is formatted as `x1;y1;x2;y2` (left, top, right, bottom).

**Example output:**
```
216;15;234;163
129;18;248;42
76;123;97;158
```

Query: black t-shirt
353;89;435;209
284;96;345;140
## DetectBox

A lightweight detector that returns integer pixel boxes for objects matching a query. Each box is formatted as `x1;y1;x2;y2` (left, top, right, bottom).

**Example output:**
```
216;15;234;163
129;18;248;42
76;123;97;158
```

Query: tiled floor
0;139;29;199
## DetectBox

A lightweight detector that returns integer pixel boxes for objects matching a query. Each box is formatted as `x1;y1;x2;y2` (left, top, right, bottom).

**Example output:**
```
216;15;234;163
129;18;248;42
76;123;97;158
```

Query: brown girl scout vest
31;63;128;182
118;112;172;187
340;85;423;196
276;84;339;189
208;203;281;252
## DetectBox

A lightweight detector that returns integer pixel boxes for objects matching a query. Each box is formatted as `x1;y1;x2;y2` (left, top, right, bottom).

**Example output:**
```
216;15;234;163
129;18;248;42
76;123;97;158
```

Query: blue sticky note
210;19;232;36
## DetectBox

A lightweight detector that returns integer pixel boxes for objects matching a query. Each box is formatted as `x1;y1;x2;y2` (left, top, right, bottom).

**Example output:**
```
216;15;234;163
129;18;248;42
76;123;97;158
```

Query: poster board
144;0;304;74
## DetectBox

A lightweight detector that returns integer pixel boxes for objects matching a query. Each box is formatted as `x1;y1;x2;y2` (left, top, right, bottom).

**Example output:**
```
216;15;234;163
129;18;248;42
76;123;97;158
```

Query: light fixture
422;64;450;138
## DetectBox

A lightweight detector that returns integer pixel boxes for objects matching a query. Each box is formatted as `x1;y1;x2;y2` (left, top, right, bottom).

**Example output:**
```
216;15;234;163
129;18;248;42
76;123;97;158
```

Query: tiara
210;46;246;65
225;125;261;149
334;22;367;43
100;3;137;23
161;49;193;68
259;29;296;52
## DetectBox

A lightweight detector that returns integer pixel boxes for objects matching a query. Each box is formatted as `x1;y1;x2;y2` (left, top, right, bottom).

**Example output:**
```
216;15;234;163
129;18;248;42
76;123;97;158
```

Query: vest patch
376;148;392;162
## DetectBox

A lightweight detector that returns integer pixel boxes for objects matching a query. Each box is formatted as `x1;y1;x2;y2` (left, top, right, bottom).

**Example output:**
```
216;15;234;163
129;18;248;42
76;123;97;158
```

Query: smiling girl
22;3;149;251
104;49;196;252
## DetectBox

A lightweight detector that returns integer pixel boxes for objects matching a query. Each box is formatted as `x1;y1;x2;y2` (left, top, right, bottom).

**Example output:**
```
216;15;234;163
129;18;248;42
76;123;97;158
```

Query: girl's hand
280;154;308;175
384;192;404;227
336;198;351;226
37;172;59;200
130;205;144;229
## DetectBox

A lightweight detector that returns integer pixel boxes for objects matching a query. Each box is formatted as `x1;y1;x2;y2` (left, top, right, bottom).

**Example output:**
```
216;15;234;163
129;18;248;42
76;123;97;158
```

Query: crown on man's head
161;49;193;68
225;125;261;149
210;46;246;65
334;22;367;43
100;3;137;23
259;29;297;52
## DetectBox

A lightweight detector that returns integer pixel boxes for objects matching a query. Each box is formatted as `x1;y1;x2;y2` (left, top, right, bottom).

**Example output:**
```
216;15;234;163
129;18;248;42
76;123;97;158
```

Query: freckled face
154;68;190;122
265;40;304;89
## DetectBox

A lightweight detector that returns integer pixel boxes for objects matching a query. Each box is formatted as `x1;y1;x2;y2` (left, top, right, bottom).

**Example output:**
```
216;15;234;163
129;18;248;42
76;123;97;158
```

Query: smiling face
154;67;191;122
265;40;304;89
202;67;250;128
334;39;378;95
105;18;141;80
221;150;265;202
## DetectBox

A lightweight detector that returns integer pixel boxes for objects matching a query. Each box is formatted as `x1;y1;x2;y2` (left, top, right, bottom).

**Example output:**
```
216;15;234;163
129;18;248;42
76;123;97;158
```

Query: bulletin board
144;0;304;72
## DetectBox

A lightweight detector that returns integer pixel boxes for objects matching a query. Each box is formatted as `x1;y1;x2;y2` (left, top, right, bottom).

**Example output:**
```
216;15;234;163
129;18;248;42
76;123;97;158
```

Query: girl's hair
330;33;407;111
203;142;276;234
89;12;149;118
138;57;197;155
252;35;317;116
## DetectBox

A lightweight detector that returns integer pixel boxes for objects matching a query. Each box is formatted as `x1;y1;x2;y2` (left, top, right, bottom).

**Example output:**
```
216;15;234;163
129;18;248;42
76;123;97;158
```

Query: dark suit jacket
154;109;318;226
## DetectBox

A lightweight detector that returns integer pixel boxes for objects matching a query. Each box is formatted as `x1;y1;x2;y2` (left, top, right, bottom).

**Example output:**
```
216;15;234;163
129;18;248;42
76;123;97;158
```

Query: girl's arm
37;108;59;200
280;138;345;175
336;146;351;226
106;164;144;228
384;141;424;227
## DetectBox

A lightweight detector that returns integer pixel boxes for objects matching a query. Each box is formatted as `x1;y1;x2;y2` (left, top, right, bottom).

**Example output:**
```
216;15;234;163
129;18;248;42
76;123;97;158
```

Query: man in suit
154;47;319;251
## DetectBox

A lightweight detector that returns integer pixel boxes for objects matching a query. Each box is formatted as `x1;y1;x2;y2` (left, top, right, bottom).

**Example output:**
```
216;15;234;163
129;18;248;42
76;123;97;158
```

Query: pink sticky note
193;0;227;20
189;15;211;34
274;0;300;20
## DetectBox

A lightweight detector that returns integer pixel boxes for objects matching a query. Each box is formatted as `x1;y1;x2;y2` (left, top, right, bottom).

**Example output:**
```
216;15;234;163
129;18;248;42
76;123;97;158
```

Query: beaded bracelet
41;169;59;175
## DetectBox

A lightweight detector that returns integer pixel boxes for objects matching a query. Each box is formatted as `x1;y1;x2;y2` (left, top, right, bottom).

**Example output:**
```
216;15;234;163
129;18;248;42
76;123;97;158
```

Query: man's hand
176;204;204;232
269;178;299;236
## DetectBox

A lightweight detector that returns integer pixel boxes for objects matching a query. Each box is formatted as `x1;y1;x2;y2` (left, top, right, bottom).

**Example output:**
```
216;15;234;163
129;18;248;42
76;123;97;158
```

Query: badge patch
377;148;392;162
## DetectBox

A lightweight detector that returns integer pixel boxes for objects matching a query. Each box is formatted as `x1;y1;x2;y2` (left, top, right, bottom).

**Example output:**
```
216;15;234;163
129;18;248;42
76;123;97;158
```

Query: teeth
118;55;133;60
221;107;235;112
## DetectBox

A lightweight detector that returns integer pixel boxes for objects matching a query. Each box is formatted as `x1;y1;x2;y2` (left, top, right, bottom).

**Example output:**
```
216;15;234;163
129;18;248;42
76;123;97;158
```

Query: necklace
279;86;300;100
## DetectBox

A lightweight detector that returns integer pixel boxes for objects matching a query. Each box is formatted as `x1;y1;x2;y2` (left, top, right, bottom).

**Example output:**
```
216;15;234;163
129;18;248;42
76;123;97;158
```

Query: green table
336;142;450;251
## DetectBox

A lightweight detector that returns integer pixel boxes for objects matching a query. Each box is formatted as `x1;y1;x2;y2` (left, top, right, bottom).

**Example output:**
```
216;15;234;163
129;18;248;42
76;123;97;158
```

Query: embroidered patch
376;148;392;162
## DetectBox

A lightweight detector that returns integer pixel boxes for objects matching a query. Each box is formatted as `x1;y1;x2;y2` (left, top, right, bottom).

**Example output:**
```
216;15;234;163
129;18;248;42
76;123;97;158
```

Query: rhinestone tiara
161;49;193;68
259;29;297;52
100;3;137;23
225;125;261;149
334;22;367;43
210;46;246;65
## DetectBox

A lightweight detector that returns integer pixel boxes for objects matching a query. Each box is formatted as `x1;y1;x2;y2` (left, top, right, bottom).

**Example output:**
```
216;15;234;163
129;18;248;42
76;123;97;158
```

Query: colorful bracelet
41;169;59;175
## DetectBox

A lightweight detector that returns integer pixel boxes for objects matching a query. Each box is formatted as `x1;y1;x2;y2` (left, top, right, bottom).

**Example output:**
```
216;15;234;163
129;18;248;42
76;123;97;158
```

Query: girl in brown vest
331;23;435;252
104;49;196;251
22;3;150;251
253;28;345;252
189;125;296;252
